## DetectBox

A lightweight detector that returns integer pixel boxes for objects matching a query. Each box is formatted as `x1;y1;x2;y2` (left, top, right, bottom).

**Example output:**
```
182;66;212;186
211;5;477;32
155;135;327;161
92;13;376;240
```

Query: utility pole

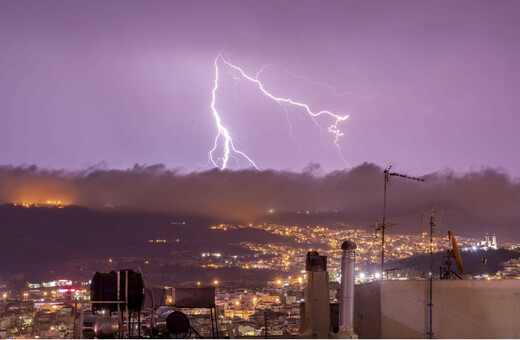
381;166;425;274
427;212;435;339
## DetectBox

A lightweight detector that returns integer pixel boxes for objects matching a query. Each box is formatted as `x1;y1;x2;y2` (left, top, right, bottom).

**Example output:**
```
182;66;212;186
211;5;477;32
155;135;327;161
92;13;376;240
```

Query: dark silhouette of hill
262;201;519;241
1;203;517;287
0;204;294;285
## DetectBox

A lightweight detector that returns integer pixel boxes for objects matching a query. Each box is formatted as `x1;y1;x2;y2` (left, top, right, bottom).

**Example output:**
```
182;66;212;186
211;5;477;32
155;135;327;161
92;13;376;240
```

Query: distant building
498;258;520;279
481;233;498;249
463;233;498;251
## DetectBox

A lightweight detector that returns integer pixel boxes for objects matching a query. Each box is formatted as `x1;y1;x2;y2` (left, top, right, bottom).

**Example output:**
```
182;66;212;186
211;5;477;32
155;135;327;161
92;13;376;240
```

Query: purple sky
1;1;519;175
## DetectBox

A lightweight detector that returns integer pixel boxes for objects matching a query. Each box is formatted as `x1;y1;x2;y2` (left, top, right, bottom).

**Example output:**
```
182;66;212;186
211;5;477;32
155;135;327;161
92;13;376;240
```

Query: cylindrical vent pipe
339;240;356;332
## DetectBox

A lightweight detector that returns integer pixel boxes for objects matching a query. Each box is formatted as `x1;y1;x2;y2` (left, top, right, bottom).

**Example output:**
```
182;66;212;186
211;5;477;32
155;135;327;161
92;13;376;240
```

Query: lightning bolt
208;53;350;170
209;55;260;170
284;68;431;113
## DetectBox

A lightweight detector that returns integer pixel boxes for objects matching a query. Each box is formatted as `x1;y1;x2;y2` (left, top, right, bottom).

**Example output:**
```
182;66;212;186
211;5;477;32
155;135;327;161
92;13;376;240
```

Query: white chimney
338;240;358;339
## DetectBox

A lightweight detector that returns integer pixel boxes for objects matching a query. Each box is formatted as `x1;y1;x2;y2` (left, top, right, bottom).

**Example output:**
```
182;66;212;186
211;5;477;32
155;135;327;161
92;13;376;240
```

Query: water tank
155;306;178;335
166;311;191;336
155;309;191;337
94;316;119;339
82;315;99;339
90;270;145;312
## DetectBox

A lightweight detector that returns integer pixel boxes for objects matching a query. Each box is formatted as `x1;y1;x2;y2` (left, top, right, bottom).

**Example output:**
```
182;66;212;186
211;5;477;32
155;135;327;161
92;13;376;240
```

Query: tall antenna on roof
381;165;425;273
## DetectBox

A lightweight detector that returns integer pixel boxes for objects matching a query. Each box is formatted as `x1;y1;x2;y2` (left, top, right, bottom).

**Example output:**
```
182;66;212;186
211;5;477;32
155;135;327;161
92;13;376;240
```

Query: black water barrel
90;270;145;312
166;311;190;336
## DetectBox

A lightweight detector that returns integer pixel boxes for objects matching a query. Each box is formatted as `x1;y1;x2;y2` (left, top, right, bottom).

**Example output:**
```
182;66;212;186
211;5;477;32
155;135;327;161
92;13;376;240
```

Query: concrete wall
354;281;381;338
354;279;520;338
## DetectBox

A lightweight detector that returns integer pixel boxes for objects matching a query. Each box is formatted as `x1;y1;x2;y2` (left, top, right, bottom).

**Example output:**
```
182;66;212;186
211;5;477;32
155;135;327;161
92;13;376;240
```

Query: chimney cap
306;250;320;257
341;240;357;250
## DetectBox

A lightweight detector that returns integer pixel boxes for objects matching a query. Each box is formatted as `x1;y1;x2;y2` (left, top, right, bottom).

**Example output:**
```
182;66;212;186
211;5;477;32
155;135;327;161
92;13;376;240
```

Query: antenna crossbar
380;166;425;273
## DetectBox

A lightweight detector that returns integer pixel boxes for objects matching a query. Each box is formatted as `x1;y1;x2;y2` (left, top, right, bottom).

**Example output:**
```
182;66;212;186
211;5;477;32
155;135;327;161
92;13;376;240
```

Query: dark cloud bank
0;163;518;229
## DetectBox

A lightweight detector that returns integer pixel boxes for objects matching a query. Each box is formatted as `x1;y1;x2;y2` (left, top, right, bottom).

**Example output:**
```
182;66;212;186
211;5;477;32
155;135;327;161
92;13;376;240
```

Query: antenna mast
381;166;425;274
427;211;435;339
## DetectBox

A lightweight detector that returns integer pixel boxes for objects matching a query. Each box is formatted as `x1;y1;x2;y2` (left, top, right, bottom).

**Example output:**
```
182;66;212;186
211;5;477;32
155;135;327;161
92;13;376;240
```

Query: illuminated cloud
0;164;518;229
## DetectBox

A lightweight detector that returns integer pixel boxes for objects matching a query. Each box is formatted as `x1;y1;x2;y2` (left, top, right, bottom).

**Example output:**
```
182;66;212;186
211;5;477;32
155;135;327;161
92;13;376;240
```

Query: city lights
203;223;481;277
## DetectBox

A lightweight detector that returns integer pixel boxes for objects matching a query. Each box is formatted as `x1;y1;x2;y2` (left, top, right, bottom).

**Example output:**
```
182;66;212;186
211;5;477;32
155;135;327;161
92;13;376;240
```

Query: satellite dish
448;231;464;274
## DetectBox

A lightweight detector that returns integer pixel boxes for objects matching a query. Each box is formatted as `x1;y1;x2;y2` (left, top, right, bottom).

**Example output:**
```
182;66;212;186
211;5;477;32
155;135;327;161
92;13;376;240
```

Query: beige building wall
354;281;381;339
354;280;520;338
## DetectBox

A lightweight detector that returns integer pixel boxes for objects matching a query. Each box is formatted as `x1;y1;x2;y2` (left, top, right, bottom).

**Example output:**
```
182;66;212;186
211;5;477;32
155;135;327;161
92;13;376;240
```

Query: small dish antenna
448;230;464;274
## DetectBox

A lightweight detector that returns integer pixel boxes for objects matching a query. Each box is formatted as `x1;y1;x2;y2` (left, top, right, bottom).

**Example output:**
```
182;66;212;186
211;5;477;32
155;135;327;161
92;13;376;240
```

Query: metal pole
126;271;130;339
428;214;435;339
215;306;219;338
210;307;216;339
79;301;84;339
72;301;77;339
382;169;388;274
264;310;268;339
381;167;425;274
117;271;123;339
138;310;141;339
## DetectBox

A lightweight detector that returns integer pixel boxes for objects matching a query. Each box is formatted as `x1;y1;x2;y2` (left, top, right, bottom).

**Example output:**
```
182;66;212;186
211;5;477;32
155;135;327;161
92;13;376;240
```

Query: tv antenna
368;222;396;239
380;165;425;273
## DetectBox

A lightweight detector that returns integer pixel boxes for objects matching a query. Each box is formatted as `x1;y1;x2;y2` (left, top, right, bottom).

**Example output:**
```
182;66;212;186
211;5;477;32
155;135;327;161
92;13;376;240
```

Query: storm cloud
0;163;518;225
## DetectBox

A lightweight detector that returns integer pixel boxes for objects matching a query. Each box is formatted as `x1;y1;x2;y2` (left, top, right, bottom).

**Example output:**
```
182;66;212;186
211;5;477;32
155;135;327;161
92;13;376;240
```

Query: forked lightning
208;53;349;170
